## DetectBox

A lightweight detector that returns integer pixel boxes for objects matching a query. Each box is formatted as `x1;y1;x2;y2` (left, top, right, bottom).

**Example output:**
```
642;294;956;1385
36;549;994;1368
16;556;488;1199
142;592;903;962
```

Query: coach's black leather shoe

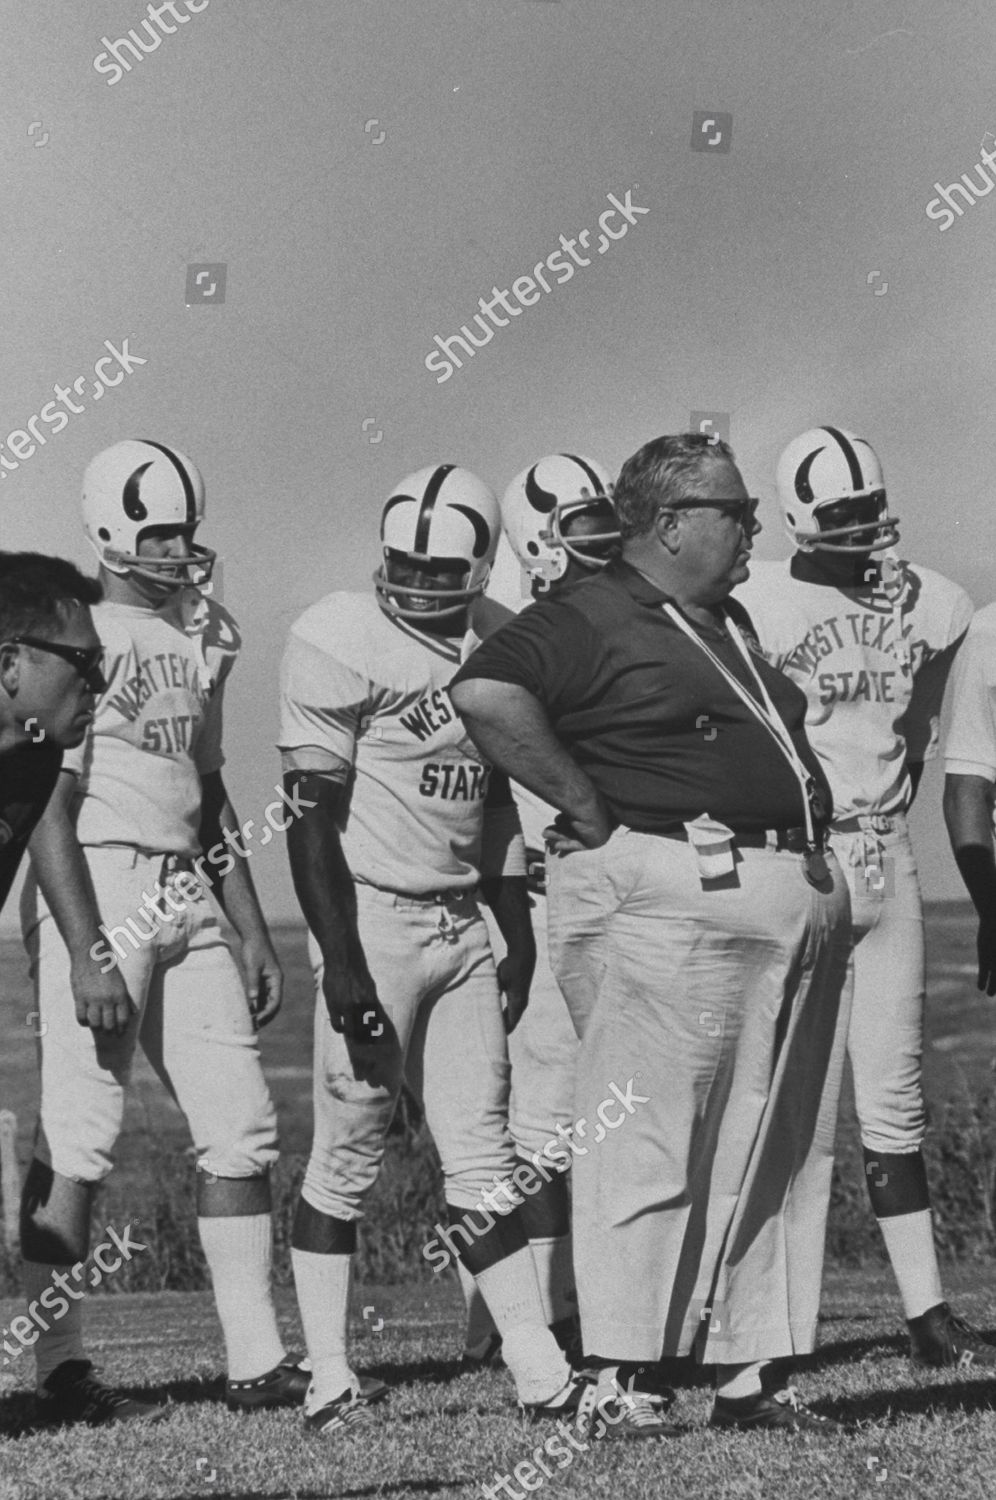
710;1385;843;1434
36;1359;167;1427
226;1355;311;1410
908;1302;996;1370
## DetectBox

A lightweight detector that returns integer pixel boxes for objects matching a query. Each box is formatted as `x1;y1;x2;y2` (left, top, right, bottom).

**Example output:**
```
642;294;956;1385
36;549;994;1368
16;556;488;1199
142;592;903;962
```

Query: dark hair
613;433;737;541
0;552;102;641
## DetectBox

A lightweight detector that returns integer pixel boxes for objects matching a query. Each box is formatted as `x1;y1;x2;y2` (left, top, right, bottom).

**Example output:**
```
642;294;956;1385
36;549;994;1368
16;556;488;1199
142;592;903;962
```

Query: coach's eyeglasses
666;498;761;534
8;636;107;694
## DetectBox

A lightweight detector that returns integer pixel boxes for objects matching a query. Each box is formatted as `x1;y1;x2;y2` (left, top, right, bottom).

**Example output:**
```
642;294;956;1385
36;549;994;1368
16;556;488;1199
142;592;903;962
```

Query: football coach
0;552;105;916
450;433;853;1437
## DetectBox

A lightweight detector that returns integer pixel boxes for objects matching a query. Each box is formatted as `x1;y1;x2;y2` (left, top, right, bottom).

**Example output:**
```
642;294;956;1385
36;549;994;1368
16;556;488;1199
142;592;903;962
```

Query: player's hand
977;919;996;997
322;968;400;1089
240;932;284;1028
497;950;534;1035
70;956;136;1036
544;797;614;857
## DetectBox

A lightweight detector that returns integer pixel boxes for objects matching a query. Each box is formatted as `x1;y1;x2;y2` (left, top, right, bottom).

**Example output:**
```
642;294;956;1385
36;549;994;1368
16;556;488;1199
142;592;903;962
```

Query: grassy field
3;1270;996;1499
2;906;996;1496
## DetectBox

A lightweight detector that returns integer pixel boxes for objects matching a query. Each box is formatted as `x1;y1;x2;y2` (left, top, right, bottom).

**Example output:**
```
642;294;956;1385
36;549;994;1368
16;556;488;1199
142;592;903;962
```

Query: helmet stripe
413;464;455;554
562;454;606;495
821;426;865;492
139;439;198;524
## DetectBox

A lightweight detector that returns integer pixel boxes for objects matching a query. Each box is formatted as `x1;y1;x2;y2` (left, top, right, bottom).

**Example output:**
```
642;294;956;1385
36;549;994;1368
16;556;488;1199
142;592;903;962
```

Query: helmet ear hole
98;527;111;541
526;541;539;556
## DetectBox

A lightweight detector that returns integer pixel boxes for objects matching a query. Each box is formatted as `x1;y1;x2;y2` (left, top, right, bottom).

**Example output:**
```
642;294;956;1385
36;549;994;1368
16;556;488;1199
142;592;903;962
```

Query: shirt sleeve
277;628;368;773
943;612;996;781
451;598;592;716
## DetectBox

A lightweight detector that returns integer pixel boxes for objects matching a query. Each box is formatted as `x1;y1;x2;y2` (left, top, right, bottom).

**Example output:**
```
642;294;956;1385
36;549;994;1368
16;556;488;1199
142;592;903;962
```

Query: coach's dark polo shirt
453;560;831;834
0;740;64;913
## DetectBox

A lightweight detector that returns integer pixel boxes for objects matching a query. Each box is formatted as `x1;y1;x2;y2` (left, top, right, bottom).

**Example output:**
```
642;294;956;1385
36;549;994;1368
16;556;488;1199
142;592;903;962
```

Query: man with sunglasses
0;552;105;914
451;432;852;1437
738;426;983;1371
18;440;302;1428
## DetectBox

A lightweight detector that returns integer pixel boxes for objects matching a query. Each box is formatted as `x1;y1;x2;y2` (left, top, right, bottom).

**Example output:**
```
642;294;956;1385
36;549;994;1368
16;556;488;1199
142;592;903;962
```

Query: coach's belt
657;824;822;853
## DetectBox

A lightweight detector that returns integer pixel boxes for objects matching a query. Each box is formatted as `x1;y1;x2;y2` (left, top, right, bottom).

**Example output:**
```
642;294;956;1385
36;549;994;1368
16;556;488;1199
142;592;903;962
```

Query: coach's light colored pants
547;826;852;1366
22;847;278;1183
831;814;926;1156
303;884;517;1218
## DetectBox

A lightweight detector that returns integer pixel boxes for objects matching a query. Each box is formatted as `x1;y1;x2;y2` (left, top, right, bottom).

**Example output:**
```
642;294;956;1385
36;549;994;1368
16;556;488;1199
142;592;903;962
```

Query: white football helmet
82;439;216;588
374;464;500;621
501;454;617;588
776;426;899;553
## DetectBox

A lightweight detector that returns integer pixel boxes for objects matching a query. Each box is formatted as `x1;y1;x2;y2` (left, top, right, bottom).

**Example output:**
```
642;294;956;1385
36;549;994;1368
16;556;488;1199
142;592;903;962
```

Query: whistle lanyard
663;603;817;845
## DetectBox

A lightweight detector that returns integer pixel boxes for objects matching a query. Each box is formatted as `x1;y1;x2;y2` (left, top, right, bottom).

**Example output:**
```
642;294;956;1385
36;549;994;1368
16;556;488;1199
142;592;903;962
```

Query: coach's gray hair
614;433;736;542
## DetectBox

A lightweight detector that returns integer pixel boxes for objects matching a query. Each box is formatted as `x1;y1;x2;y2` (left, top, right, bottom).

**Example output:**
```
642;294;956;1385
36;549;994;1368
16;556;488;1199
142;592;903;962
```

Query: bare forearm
451;680;600;822
198;779;270;941
283;773;368;975
481;875;536;960
943;774;996;918
28;779;104;963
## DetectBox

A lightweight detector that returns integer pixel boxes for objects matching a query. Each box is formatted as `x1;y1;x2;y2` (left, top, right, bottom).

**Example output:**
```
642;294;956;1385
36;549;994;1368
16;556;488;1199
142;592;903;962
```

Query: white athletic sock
715;1361;765;1400
458;1259;498;1352
530;1235;576;1326
21;1261;86;1388
291;1248;356;1413
198;1214;285;1381
877;1209;944;1320
475;1247;569;1404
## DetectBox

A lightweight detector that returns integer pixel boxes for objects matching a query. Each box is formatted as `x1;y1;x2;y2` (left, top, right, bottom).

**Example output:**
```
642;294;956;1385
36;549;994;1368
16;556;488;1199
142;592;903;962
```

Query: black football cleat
908;1302;996;1371
36;1359;167;1427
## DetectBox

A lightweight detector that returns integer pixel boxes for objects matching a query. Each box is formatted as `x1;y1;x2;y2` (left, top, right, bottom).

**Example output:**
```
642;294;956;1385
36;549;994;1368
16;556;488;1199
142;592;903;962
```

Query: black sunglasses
666;497;760;532
9;635;107;694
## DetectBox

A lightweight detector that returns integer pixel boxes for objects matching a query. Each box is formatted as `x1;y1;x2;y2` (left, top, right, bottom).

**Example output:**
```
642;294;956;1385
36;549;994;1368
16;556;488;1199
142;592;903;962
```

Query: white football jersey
62;593;239;854
278;593;496;895
737;557;973;819
943;601;996;784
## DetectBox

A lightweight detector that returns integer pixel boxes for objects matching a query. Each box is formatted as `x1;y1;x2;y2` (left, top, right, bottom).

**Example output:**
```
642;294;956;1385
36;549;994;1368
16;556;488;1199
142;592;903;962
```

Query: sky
2;0;995;930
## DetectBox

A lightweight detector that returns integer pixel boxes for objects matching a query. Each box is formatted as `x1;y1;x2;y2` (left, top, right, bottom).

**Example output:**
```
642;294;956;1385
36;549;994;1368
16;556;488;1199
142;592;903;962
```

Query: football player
0;553;105;915
737;425;989;1369
459;453;619;1369
19;441;305;1425
279;464;587;1435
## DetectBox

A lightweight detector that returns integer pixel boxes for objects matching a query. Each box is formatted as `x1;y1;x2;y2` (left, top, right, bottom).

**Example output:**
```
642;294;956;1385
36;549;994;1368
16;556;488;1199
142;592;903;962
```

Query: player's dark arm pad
283;770;369;977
